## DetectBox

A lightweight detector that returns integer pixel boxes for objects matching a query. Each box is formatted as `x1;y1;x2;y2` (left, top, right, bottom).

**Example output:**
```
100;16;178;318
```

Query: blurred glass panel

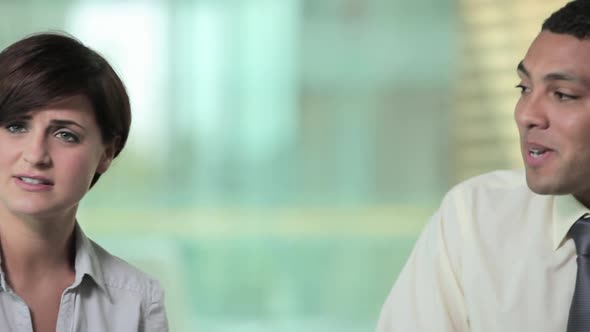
0;0;561;330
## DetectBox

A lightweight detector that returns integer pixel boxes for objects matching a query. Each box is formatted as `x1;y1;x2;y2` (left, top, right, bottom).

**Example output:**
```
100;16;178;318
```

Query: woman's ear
96;142;116;174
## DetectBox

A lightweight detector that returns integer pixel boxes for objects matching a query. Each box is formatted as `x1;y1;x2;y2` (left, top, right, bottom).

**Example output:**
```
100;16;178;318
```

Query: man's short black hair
542;0;590;39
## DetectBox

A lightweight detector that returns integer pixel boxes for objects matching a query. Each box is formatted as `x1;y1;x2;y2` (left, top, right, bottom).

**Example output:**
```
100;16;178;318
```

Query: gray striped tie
568;214;590;332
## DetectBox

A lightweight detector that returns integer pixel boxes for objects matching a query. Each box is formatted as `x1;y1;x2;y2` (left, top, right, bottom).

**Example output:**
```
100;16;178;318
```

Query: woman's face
0;95;113;219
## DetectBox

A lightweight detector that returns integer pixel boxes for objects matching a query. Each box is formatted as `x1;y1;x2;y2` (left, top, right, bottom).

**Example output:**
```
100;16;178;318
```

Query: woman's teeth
20;177;44;184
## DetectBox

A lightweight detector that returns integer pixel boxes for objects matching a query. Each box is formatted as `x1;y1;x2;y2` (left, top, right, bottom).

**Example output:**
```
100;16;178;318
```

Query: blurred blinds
454;0;566;182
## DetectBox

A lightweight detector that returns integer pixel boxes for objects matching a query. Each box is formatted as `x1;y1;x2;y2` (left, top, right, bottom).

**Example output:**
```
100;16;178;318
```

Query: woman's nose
22;133;52;168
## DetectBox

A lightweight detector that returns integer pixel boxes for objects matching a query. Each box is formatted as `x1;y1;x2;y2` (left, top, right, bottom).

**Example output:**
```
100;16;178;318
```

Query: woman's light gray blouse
0;224;169;331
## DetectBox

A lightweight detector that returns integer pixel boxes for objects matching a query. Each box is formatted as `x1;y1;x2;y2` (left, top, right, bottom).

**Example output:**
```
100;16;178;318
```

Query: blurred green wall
0;0;528;331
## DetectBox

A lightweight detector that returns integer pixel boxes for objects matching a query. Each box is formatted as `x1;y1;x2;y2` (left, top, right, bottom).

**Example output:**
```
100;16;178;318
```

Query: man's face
515;31;590;206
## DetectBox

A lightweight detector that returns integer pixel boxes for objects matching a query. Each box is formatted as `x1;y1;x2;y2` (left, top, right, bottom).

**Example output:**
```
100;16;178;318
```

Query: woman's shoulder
72;235;169;330
86;238;164;300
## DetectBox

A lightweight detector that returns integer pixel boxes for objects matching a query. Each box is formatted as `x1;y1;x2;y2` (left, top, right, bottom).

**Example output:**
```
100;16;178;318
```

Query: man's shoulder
452;169;527;193
441;169;535;208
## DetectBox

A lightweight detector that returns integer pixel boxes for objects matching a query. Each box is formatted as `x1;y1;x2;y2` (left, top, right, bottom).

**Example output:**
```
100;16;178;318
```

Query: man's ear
96;142;116;174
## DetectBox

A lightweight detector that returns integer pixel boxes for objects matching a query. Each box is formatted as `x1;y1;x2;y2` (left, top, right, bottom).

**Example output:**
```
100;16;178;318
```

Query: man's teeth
530;148;546;157
20;177;44;184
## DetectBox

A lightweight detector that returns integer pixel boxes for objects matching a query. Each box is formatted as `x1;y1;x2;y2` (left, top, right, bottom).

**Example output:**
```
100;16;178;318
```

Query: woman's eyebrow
50;119;86;130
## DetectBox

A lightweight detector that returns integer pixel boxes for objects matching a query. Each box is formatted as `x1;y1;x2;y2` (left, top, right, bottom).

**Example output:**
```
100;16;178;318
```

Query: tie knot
569;214;590;255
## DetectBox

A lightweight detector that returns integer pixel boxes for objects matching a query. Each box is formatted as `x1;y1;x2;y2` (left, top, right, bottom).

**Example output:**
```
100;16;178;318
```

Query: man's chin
525;174;561;196
525;175;574;196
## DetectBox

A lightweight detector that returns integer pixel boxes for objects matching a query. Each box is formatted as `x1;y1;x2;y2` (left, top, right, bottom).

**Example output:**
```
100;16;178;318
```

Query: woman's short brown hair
0;32;131;187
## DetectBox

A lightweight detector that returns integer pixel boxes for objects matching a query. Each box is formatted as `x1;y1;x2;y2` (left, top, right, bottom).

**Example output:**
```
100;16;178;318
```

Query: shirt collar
553;194;590;250
73;223;112;301
0;223;111;300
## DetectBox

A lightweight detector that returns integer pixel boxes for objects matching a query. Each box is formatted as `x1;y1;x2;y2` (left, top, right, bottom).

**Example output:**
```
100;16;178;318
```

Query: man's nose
514;93;549;130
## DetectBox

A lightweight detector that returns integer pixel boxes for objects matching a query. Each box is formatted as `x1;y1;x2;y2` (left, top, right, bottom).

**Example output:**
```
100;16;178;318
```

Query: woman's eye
5;123;26;133
55;131;80;143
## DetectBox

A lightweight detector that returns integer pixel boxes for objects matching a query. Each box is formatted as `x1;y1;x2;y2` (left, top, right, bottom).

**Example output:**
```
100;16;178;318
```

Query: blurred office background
0;0;565;330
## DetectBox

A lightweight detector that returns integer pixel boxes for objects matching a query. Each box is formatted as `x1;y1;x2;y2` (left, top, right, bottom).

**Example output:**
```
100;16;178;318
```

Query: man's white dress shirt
376;169;587;331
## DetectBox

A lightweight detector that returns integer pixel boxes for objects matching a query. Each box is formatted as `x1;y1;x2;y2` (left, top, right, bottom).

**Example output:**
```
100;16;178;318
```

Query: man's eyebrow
517;60;590;88
540;69;590;89
517;61;529;77
543;72;588;85
50;119;85;130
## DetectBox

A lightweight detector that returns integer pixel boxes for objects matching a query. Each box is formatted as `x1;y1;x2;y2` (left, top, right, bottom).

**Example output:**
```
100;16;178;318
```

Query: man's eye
55;131;79;143
555;91;578;101
515;84;529;94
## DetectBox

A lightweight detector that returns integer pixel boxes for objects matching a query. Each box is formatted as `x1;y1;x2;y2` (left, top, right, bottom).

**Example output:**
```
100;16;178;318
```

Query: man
376;1;590;331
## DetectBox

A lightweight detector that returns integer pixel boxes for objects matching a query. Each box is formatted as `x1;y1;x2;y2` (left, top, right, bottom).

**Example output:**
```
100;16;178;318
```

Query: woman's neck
0;207;76;288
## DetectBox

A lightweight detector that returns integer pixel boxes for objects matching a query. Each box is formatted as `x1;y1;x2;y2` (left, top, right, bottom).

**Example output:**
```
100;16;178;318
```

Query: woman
0;33;168;331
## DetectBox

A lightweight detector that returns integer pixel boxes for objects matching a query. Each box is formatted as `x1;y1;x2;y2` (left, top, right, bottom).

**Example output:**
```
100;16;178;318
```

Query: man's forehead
518;31;590;81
